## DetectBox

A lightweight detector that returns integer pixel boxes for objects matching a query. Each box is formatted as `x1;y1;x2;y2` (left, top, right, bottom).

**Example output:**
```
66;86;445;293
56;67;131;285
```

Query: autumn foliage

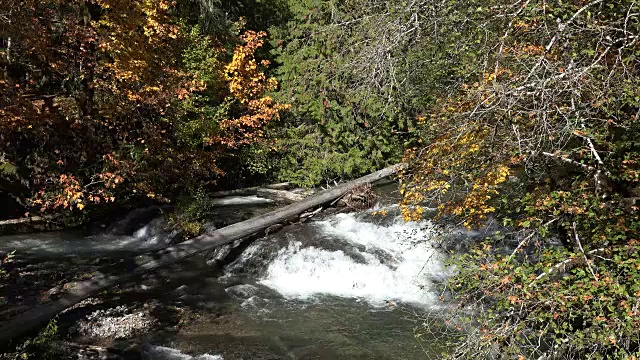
0;0;288;215
214;29;290;148
399;1;640;358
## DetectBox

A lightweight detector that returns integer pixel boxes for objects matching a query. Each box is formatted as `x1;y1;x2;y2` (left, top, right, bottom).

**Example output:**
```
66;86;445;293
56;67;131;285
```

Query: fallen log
0;216;53;226
256;188;306;203
264;182;293;191
208;187;259;197
0;164;402;345
208;195;275;206
0;215;63;236
208;182;294;198
206;189;306;206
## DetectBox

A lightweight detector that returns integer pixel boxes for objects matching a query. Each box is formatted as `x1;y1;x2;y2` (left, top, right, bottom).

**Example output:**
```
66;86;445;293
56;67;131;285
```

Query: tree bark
255;188;306;203
208;182;295;198
0;216;56;226
207;189;306;206
0;164;402;345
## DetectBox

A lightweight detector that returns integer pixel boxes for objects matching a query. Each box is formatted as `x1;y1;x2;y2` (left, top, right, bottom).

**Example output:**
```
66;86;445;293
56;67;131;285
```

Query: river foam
258;212;448;307
142;345;223;360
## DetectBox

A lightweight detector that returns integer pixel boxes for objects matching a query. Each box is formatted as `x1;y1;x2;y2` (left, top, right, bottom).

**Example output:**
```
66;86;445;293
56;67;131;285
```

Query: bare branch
529;248;606;287
506;218;557;263
572;222;597;281
541;152;595;172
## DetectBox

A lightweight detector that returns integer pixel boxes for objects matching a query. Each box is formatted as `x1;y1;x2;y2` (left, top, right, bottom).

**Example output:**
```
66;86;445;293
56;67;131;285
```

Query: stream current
0;186;453;359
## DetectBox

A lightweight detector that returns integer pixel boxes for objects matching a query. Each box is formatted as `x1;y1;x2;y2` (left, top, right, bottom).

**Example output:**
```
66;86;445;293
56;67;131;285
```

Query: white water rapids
229;209;449;308
0;197;452;358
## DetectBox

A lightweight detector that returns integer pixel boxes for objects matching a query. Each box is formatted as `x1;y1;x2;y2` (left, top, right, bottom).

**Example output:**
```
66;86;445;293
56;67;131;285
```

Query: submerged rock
224;284;259;299
72;305;155;339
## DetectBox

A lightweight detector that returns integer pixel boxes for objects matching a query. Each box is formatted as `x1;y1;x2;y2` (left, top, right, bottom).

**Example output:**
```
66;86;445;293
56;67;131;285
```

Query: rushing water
256;212;448;306
0;187;453;359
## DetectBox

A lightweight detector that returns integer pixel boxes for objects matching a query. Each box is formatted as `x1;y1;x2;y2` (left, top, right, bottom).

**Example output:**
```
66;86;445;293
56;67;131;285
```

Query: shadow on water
1;184;454;359
49;255;451;359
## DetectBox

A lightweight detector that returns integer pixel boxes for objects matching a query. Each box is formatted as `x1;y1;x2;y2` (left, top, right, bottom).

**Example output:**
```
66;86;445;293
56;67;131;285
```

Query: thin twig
541;152;595;172
529;247;605;287
506;218;557;263
573;221;598;281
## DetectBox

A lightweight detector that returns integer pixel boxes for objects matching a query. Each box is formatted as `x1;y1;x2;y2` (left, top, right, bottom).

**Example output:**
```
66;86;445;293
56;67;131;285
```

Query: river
0;185;454;359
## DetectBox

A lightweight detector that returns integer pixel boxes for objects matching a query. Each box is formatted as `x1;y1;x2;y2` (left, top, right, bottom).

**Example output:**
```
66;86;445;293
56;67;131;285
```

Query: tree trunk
208;188;306;205
208;182;294;198
255;188;306;203
0;164;402;345
0;216;56;226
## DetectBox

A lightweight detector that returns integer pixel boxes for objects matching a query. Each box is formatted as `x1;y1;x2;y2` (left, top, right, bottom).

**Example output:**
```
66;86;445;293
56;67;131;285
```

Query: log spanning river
0;185;454;359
